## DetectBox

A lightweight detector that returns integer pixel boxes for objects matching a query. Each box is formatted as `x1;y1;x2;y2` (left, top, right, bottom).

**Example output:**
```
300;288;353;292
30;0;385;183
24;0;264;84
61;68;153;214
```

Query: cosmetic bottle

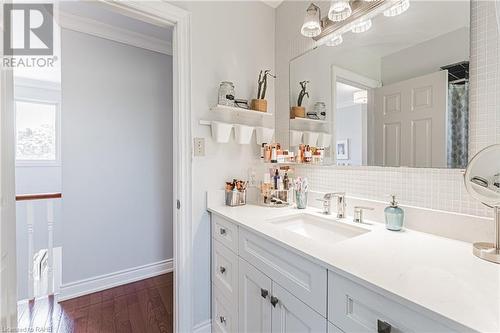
271;145;277;163
273;169;280;189
384;195;404;231
261;143;266;160
283;172;289;190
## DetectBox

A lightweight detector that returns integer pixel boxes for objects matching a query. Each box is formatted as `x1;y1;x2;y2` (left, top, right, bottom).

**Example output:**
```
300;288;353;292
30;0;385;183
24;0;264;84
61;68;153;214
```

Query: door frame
1;1;193;331
330;66;381;165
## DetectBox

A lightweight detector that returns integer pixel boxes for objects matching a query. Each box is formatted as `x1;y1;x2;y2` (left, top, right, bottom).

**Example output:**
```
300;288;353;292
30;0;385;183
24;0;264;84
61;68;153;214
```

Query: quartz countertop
207;201;500;333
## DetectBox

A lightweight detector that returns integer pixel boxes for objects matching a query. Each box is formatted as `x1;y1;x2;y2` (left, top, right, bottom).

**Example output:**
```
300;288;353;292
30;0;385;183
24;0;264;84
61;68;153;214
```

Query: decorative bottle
384;195;404;231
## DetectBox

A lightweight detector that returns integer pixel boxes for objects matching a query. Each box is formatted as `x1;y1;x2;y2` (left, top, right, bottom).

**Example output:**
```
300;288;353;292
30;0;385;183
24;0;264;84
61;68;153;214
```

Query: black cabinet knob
270;296;279;307
220;316;226;324
377;320;391;333
219;266;226;274
220;228;226;235
261;288;269;299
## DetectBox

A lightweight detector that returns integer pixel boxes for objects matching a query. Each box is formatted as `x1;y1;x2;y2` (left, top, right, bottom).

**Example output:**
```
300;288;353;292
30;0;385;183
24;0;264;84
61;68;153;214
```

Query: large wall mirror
289;0;470;168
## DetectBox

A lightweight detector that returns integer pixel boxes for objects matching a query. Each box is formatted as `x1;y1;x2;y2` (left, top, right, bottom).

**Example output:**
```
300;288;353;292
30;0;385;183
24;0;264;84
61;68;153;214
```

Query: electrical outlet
193;137;205;156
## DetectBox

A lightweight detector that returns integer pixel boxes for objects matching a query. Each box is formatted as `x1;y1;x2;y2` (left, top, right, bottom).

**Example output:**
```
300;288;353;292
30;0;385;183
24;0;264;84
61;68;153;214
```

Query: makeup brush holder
225;190;246;206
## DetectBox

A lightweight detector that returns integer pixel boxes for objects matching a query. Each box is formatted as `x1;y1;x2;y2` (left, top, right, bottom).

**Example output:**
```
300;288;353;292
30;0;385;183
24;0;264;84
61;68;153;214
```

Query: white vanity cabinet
210;213;467;333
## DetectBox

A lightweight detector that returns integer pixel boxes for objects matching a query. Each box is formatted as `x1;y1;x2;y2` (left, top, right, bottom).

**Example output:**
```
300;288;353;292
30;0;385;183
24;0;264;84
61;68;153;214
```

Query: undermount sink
268;213;369;244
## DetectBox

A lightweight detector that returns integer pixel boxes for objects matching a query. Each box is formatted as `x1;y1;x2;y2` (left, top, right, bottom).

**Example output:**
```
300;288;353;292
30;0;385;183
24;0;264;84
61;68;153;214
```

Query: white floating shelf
211;104;274;119
290;118;328;125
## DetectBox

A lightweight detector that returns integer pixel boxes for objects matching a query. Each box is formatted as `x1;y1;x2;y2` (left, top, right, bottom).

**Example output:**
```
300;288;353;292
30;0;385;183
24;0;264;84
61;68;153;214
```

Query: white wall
170;1;275;327
61;30;173;284
381;27;470;85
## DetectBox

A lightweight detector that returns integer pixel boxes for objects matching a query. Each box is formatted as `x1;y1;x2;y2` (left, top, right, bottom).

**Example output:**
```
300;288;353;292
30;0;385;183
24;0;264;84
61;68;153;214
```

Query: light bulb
301;3;322;37
328;0;352;22
351;19;372;33
326;34;343;46
384;0;410;17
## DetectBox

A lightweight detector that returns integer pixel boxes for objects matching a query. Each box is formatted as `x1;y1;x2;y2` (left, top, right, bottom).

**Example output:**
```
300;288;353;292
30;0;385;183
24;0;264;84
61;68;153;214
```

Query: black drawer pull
220;316;226;324
219;266;226;274
377;320;391;333
219;228;226;235
261;288;269;299
270;296;279;307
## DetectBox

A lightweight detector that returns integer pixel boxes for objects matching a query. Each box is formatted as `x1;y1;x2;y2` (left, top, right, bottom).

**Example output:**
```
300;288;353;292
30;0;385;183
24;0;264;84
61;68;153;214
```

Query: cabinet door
239;258;272;333
271;283;327;333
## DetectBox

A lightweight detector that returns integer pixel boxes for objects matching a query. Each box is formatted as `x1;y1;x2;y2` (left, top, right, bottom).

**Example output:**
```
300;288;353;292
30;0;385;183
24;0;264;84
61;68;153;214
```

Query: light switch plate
193;137;205;156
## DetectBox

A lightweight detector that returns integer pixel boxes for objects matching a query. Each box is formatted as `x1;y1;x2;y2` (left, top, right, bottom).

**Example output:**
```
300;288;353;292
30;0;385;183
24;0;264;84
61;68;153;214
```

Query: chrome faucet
353;206;374;224
316;193;334;215
332;192;346;218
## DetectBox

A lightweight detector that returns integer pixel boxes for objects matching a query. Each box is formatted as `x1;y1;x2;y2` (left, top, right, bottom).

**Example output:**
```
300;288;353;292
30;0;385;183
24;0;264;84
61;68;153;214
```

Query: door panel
271;283;326;333
375;71;447;167
239;258;272;333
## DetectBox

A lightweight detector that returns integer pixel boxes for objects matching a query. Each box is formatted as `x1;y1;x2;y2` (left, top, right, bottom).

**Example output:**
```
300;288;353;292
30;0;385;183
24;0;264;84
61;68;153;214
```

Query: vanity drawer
212;239;238;305
328;271;452;333
212;284;238;333
212;214;238;253
239;228;327;317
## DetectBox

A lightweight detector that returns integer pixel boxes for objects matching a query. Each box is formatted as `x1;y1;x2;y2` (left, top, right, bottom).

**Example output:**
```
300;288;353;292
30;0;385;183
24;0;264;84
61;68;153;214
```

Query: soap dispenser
385;195;404;231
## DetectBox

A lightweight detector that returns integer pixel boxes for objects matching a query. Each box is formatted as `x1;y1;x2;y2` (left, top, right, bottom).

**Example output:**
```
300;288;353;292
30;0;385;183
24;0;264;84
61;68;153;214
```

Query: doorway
0;2;192;332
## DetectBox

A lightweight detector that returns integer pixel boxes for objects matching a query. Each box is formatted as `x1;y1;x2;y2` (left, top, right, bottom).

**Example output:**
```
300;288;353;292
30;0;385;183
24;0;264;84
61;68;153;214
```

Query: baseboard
57;258;173;302
193;320;211;333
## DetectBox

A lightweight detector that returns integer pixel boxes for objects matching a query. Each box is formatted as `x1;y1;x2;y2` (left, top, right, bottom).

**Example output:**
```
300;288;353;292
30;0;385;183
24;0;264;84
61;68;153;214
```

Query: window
15;100;59;165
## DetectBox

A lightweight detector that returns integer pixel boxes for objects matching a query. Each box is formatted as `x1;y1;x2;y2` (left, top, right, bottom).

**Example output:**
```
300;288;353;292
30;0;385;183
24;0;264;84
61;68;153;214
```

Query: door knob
270;296;279;307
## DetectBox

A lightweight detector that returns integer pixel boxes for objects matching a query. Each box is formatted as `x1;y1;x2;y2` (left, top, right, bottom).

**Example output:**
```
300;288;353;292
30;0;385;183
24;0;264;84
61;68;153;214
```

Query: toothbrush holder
295;191;308;209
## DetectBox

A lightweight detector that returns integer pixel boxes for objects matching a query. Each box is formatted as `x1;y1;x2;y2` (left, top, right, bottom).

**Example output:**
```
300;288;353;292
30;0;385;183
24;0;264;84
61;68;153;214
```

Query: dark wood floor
17;273;173;333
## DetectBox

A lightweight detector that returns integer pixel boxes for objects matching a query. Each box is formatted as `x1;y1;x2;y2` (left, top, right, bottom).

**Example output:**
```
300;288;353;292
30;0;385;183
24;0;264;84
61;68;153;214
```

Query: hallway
17;273;173;333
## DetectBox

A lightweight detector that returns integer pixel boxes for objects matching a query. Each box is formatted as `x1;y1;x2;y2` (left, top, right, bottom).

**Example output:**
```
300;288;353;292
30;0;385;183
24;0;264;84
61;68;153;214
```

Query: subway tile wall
276;0;499;218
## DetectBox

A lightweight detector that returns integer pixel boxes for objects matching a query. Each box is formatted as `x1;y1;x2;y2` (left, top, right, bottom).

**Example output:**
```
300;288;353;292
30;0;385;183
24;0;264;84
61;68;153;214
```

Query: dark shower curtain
447;82;469;168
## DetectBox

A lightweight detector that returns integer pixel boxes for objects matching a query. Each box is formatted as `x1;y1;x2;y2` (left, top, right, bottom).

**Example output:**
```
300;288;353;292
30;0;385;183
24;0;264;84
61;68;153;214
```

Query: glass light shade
328;1;352;22
353;90;368;104
351;19;372;33
326;34;343;47
301;5;322;37
384;0;410;17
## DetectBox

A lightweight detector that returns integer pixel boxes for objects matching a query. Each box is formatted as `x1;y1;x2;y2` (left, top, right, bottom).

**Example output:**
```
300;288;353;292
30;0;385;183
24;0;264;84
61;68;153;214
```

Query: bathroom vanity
208;201;499;333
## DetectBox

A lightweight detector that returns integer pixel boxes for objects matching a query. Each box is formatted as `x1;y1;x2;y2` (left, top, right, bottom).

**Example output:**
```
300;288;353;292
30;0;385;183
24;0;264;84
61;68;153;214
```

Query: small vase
251;99;267;112
295;191;308;209
291;106;305;118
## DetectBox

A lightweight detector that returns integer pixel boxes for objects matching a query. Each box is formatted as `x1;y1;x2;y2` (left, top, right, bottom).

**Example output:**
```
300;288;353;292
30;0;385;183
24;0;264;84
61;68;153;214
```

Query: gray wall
61;29;173;284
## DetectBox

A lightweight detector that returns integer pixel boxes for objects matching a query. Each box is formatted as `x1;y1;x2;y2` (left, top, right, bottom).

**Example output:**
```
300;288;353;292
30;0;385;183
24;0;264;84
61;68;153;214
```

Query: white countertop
207;202;500;333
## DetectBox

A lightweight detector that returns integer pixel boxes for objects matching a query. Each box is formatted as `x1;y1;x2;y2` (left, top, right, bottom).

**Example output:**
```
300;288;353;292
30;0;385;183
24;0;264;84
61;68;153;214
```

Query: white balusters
46;200;54;295
26;202;34;300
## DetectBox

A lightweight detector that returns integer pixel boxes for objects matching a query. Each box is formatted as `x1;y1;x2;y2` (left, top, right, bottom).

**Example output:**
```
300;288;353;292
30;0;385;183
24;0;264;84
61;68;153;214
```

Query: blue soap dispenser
385;195;404;231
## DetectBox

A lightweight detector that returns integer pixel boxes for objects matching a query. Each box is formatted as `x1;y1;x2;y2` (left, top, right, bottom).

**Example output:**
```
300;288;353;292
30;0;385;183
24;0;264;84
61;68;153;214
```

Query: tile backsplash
275;0;500;219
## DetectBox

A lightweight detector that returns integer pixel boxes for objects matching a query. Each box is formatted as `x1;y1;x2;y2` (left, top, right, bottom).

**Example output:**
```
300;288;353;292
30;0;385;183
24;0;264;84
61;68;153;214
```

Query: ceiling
59;2;173;42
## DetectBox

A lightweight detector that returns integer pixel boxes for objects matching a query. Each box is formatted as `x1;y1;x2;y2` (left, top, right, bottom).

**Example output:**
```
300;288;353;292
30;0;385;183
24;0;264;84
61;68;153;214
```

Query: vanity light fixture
353;90;368;104
328;0;352;22
384;0;410;17
351;18;372;33
301;3;323;37
326;34;343;47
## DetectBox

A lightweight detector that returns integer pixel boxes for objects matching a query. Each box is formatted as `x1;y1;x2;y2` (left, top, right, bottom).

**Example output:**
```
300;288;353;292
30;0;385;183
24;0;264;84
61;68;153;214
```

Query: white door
374;71;448;167
239;258;272;333
271;283;327;333
0;30;17;327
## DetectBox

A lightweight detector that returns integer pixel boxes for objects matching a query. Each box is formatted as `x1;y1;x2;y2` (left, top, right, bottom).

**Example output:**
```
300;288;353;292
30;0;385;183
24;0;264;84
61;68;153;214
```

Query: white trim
57;11;172;55
57;259;173;302
193;319;212;333
97;2;193;333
